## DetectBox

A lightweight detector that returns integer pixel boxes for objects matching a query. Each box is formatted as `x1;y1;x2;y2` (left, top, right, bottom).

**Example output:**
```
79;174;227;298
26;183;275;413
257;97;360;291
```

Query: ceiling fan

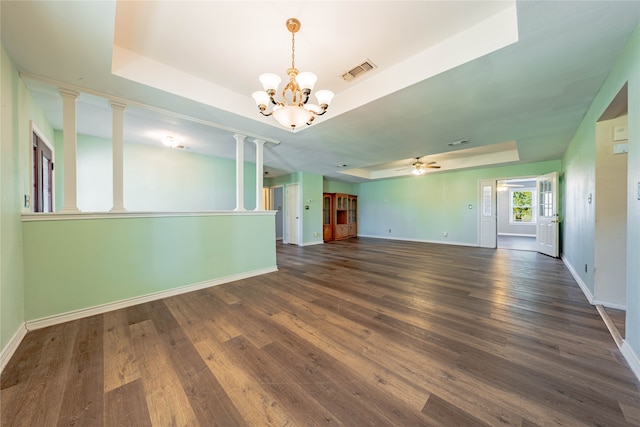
398;157;441;175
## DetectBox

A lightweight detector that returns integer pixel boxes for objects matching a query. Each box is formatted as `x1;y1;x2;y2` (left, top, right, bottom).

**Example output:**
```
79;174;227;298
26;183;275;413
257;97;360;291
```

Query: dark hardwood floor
2;238;640;426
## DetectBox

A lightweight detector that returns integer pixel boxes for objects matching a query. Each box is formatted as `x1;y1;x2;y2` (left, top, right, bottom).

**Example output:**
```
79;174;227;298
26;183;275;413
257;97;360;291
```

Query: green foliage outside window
512;191;533;222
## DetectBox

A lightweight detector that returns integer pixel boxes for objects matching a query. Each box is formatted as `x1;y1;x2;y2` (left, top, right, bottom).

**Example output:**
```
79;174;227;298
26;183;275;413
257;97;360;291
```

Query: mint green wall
562;24;640;358
323;179;357;195
1;45;54;353
301;172;323;245
23;214;276;320
55;132;257;212
356;160;560;245
265;172;323;245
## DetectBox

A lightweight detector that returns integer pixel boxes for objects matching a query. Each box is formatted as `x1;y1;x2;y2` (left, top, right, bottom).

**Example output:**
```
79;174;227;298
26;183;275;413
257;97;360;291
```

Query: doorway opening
479;172;559;257
595;83;628;339
32;125;55;212
497;178;537;251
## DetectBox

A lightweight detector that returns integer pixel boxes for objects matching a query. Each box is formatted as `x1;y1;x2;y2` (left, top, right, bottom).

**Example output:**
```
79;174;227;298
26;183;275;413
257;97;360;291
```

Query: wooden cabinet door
323;193;334;241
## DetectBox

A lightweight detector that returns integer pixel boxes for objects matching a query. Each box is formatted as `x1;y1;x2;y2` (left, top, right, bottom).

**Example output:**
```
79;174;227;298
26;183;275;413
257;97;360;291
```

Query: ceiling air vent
341;60;377;82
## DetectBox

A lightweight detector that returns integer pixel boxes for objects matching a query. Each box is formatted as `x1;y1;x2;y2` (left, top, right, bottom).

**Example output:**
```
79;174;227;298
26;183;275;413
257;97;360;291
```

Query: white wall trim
300;241;324;247
0;323;28;374
621;341;640;382
562;256;627;309
595;301;627;310
25;266;278;331
22;210;276;222
498;232;536;237
358;234;478;247
562;255;594;304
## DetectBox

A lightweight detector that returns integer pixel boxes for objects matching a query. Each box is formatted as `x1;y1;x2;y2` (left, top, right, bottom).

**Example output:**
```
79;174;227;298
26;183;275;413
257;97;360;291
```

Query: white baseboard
595;301;627;310
498;233;536;237
26;266;278;331
1;323;28;374
621;341;640;383
561;255;594;304
561;256;627;309
357;234;477;247
301;240;324;247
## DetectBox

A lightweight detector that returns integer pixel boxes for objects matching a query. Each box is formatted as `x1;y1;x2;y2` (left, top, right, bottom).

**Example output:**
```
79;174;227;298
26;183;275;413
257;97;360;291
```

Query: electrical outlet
443;231;448;237
388;229;391;233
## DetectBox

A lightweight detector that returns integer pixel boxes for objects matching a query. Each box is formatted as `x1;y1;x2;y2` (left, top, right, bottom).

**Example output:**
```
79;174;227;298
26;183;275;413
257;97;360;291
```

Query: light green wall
356;160;560;245
323;179;357;195
301;172;323;245
562;23;640;357
23;214;276;320
55;132;257;212
1;45;54;353
265;172;323;245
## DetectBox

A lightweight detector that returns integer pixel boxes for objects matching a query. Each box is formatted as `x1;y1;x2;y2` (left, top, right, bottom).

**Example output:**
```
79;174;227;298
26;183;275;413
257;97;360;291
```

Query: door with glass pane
536;172;559;257
323;193;334;241
479;180;497;248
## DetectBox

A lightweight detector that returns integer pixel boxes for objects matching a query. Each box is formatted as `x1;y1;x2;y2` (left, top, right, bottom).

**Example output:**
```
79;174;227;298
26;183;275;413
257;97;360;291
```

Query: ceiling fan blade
426;165;441;169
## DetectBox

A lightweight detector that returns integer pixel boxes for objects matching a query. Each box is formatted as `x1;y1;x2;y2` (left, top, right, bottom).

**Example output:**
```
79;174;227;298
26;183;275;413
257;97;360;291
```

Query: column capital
59;88;80;99
253;139;266;146
233;134;247;143
109;101;127;111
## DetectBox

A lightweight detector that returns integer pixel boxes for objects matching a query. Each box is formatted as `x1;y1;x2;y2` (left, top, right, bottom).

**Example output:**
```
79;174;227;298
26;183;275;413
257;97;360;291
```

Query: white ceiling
2;1;639;182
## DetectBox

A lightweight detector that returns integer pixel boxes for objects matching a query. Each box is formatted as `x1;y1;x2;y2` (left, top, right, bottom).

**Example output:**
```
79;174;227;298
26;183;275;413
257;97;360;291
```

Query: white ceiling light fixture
411;157;440;175
252;18;334;130
161;134;184;148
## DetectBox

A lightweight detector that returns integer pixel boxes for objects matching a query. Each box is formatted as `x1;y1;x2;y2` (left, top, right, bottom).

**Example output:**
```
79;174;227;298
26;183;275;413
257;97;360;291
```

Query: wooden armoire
323;193;357;241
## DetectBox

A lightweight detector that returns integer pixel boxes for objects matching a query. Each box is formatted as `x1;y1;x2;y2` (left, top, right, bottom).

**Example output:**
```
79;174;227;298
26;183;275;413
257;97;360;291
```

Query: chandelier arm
301;90;311;105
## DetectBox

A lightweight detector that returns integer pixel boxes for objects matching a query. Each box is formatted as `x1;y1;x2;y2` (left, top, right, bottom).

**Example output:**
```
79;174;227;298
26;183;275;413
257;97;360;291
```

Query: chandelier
252;18;334;130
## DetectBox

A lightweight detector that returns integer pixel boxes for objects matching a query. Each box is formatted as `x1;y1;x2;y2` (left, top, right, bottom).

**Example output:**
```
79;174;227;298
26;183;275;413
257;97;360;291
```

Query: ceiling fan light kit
251;18;334;130
411;157;441;175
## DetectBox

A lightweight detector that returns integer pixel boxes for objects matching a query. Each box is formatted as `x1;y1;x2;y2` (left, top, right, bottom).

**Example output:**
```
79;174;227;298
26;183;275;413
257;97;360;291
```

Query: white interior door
479;180;497;248
285;183;300;245
536;171;559;257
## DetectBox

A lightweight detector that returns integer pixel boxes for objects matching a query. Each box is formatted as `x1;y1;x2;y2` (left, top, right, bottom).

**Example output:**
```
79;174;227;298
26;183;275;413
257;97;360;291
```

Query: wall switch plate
613;124;628;141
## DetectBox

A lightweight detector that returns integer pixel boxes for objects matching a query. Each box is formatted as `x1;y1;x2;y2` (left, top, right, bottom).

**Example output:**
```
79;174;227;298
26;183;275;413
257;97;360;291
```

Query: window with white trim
509;189;536;224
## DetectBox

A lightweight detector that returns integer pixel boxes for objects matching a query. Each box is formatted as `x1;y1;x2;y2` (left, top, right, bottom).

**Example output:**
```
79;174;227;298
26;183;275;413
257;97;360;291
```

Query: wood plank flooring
2;238;640;426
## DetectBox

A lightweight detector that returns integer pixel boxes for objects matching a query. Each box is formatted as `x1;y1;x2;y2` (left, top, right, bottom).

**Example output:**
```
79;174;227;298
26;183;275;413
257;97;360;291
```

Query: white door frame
285;183;301;245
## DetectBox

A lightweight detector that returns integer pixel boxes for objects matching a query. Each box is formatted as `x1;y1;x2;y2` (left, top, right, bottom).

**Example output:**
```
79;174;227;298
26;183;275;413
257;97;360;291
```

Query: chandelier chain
291;30;296;70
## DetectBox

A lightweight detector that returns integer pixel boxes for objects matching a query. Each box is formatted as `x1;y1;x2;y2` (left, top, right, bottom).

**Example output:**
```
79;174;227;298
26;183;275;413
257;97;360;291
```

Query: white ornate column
59;89;80;213
254;139;265;211
234;134;246;211
109;101;127;212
